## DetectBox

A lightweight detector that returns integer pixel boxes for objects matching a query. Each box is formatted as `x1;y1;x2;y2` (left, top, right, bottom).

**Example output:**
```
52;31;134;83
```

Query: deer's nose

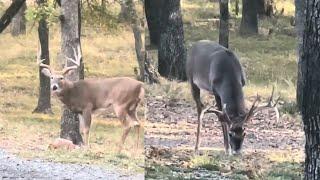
52;85;58;91
232;150;241;155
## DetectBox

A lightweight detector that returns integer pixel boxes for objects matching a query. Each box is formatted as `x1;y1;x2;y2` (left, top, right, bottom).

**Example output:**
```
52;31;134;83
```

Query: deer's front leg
221;122;231;155
79;104;93;146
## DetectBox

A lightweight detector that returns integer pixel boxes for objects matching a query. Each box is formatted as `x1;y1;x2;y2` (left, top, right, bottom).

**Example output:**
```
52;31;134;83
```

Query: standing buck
186;40;259;155
38;46;144;151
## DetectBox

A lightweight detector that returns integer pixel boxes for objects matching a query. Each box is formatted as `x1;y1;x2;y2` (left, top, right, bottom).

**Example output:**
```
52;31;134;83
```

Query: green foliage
25;2;58;26
82;1;119;30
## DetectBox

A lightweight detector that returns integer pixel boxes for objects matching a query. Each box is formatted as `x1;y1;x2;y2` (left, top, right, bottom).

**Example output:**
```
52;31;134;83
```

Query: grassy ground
146;149;302;179
0;2;144;174
146;0;303;179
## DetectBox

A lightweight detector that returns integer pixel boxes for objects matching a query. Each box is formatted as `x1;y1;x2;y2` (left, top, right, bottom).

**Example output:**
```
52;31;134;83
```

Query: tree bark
119;0;129;20
296;0;305;110
256;0;274;17
235;0;239;16
60;0;84;145
239;0;258;36
219;0;229;48
33;0;52;114
144;0;163;47
158;0;187;81
121;0;145;81
0;0;26;33
145;51;160;84
298;0;320;178
11;0;26;36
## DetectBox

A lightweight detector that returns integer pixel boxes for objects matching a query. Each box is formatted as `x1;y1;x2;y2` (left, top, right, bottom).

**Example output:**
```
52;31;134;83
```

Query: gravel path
0;149;144;180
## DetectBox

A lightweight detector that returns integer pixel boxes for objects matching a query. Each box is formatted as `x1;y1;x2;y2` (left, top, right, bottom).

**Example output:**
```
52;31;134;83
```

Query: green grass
0;2;144;174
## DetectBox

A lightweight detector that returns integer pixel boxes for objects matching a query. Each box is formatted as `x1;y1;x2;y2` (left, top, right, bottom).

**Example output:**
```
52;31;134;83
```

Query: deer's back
187;40;244;94
76;77;143;110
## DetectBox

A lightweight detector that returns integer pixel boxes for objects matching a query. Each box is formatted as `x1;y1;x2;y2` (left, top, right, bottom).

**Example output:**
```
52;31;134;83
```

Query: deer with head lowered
38;46;144;151
186;40;259;155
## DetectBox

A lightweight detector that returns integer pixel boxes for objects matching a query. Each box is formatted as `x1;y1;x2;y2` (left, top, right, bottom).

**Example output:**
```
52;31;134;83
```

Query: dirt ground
145;95;304;179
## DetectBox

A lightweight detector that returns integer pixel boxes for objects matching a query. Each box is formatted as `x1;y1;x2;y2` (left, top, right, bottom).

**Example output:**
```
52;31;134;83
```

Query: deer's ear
41;68;52;77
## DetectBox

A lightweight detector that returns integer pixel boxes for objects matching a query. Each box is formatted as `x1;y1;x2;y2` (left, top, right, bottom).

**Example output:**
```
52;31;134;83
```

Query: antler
63;44;82;75
244;94;260;122
266;86;281;107
204;104;231;124
252;87;280;123
65;44;81;67
37;47;54;73
254;87;281;112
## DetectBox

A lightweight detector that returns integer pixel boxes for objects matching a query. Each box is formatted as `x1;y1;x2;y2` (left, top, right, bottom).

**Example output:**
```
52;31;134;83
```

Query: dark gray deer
186;40;258;155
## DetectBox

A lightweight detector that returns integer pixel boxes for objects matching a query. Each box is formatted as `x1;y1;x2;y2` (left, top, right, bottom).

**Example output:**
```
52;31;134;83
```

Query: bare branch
0;0;26;33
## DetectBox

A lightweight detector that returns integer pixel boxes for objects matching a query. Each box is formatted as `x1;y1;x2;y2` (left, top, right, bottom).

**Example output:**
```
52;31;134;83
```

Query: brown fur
55;77;144;149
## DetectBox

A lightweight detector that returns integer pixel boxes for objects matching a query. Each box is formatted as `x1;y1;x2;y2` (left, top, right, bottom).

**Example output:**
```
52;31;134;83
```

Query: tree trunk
235;0;239;16
119;0;129;20
158;0;187;81
256;0;274;17
60;0;84;145
298;0;320;178
11;0;26;36
122;0;145;81
144;0;163;47
239;0;258;36
219;0;229;48
145;51;160;84
296;0;305;110
33;0;52;114
0;0;26;33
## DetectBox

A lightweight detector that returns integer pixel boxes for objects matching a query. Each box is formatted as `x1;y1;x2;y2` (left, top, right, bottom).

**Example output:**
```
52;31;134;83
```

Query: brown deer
38;46;144;151
186;40;260;155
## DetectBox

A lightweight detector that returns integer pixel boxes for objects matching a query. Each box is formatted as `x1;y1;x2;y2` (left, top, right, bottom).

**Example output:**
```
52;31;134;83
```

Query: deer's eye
60;77;64;80
50;77;53;79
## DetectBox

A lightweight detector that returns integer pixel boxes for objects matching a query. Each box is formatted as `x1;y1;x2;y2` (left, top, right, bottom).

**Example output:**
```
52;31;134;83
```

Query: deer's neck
220;87;246;117
56;80;75;104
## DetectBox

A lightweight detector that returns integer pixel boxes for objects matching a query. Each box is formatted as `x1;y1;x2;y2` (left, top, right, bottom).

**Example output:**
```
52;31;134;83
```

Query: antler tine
65;44;81;67
63;45;82;74
244;94;260;122
267;86;275;107
37;47;53;73
204;105;222;115
273;95;281;107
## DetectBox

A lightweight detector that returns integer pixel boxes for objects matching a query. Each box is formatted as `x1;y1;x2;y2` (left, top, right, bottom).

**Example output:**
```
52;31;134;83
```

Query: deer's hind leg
127;102;141;149
191;81;204;152
114;105;131;152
